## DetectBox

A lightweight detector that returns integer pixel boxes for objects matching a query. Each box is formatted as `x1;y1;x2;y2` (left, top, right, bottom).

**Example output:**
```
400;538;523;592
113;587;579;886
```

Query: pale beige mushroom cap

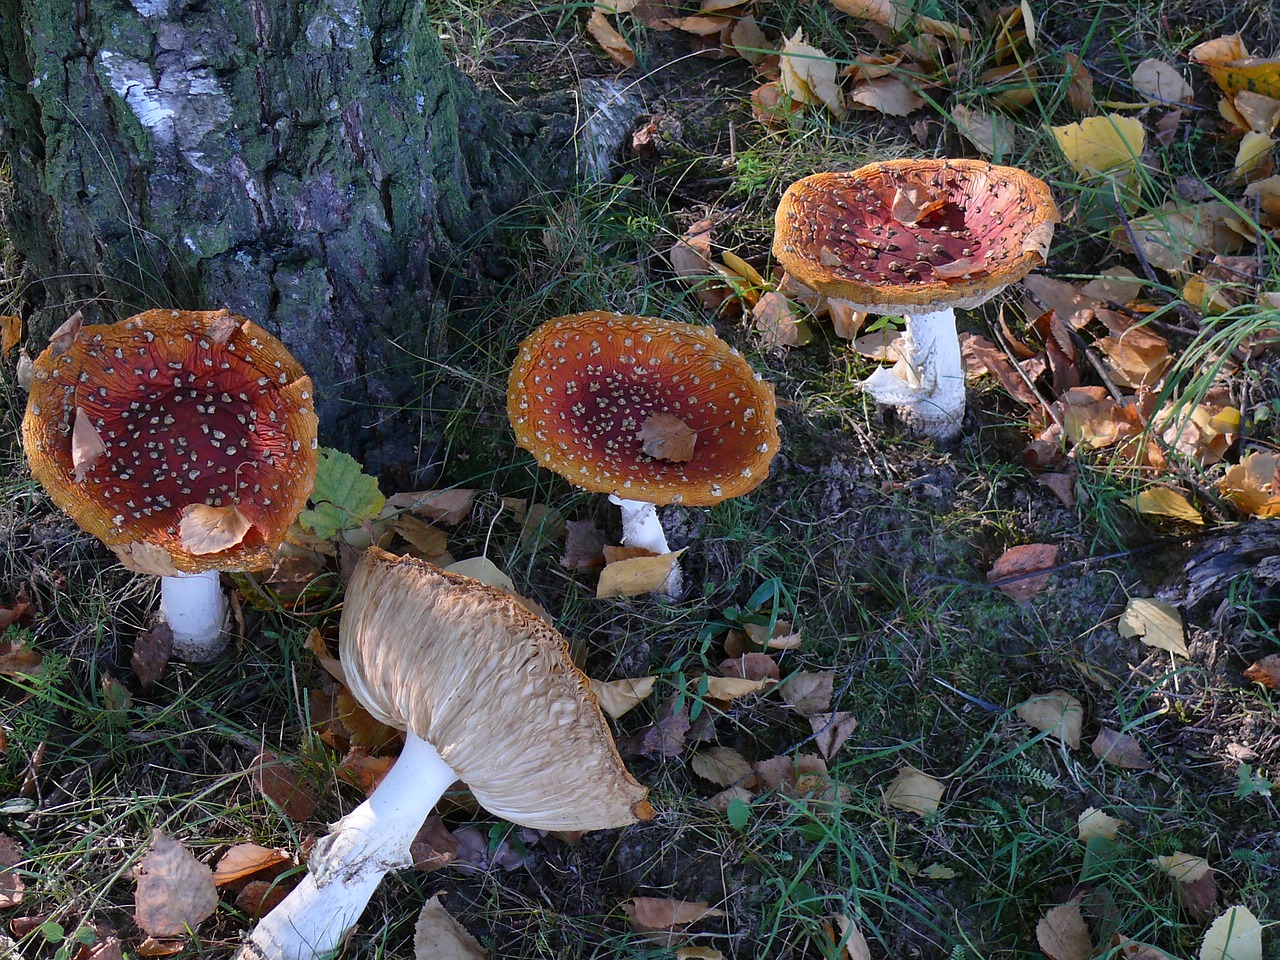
339;547;654;831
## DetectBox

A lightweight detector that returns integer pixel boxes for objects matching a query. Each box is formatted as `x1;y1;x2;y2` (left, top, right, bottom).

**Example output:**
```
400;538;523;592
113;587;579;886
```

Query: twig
1066;327;1125;401
991;319;1063;430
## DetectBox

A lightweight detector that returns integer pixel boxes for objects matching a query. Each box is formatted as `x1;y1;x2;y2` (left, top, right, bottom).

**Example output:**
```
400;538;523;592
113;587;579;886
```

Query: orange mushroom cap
508;312;779;507
773;159;1059;313
22;309;319;576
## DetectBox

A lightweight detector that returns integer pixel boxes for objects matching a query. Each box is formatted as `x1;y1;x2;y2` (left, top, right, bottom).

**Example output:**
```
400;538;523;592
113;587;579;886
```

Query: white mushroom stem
159;571;229;662
242;731;458;960
610;495;683;597
860;307;965;441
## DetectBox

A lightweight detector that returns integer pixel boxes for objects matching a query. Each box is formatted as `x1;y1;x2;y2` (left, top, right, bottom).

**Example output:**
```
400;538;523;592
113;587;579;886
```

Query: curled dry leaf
587;9;636;68
1242;654;1280;689
988;543;1059;601
1037;902;1093;960
596;549;686;597
1118;598;1188;658
134;831;218;938
952;103;1009;158
1218;452;1280;516
830;914;872;960
719;652;780;682
1092;727;1151;769
883;765;944;816
778;30;845;118
590;675;657;719
1015;690;1084;750
413;895;487;960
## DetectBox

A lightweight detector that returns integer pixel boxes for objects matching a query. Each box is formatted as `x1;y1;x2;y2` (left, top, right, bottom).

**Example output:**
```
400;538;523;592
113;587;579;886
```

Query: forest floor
1;0;1280;958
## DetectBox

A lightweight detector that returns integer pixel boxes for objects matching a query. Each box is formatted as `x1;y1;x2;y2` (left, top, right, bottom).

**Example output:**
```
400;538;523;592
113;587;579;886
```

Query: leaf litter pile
1;1;1280;959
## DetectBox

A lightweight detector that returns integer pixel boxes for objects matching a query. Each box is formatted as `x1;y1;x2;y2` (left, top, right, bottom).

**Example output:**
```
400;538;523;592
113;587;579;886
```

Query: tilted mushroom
507;312;780;592
22;309;318;660
240;546;653;960
774;159;1059;440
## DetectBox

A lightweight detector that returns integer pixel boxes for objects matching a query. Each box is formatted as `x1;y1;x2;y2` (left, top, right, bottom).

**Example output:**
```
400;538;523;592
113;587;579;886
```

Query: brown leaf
0;590;31;633
213;844;293;887
849;76;925;117
0;834;24;908
71;407;107;482
1218;452;1280;516
622;695;690;757
338;747;397;796
729;15;769;64
131;624;173;689
0;637;42;677
690;746;753;786
179;504;252;555
587;10;636;67
960;333;1041;407
387;488;477;526
410;815;462;872
590;675;657;719
988;543;1059;601
303;627;346;685
829;0;908;29
0;315;21;361
249;751;317;821
1091;727;1152;769
638;414;697;462
519;503;565;548
753;290;808;349
1176;871;1219;923
48;310;83;358
234;879;293;920
1243;654;1280;688
622;897;725;934
414;894;487;960
780;670;834;717
1016;690;1084;750
719;653;780;682
809;712;859;760
561;519;606;572
133;830;218;937
393;514;450;562
1037;902;1092;960
135;938;186;957
883;765;944;816
671;219;715;279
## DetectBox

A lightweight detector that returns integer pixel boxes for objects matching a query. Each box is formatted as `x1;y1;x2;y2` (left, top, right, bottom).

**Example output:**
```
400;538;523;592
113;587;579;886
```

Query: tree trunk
0;0;579;478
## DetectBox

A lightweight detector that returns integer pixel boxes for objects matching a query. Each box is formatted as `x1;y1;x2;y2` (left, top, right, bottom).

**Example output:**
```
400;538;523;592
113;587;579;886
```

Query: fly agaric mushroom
22;309;318;660
507;312;779;589
240;546;652;960
774;159;1059;440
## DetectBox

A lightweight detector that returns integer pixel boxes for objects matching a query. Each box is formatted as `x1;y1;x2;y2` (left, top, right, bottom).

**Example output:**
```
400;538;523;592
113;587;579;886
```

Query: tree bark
0;0;578;478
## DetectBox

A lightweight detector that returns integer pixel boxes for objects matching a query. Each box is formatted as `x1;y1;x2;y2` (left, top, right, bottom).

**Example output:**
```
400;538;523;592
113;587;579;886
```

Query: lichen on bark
0;0;577;477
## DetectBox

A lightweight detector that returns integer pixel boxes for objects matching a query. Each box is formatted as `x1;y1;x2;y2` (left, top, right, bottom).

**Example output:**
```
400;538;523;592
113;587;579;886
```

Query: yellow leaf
1051;114;1145;178
1234;132;1273;179
828;0;908;30
1124;488;1204;524
179;504;252;555
596;549;686;597
883;765;944;816
1218;451;1280;516
779;30;846;118
1015;690;1084;749
1151;852;1212;884
703;675;773;700
1190;34;1280;100
1118;597;1188;657
414;895;487;960
589;675;657;719
1199;905;1263;960
1078;807;1123;842
587;10;636;68
446;557;516;592
0;315;20;361
720;251;764;288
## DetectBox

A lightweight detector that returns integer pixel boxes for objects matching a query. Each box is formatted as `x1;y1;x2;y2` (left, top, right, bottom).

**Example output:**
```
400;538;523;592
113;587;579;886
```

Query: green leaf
297;448;385;540
727;796;750;830
1235;763;1274;799
38;922;65;944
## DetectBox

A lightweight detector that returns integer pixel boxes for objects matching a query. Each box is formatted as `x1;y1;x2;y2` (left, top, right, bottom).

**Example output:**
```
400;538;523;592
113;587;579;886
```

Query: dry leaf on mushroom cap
23;309;318;576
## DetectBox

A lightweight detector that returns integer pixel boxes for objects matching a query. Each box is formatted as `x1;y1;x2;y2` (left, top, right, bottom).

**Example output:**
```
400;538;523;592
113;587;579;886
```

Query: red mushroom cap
508;312;779;507
773;159;1059;313
22;309;319;576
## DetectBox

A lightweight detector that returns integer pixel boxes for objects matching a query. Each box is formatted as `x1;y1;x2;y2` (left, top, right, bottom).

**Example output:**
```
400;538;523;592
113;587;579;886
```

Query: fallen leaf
831;914;872;960
671;219;715;279
0;637;43;677
0;834;24;907
829;300;867;339
1232;91;1280;134
48;310;83;358
590;675;657;719
1078;807;1122;841
728;15;769;64
753;290;811;349
446;557;516;592
828;0;908;29
1132;59;1193;104
1179;872;1221;923
676;948;726;960
134;831;218;937
235;879;293;920
179;504;252;555
988;543;1059;601
135;938;185;957
690;746;753;786
386;488;476;526
1152;852;1211;884
1121;201;1247;274
1092;727;1151;769
249;751;317;822
849;76;925;117
952;103;1011;158
809;712;858;760
779;670;834;717
1190;34;1280;100
1037;902;1093;960
1051;115;1146;178
1234;132;1274;179
338;747;397;796
130;623;173;689
1199;905;1263;960
622;898;725;935
1242;654;1280;688
1016;690;1084;749
623;695;690;757
562;519;606;571
1219;451;1280;516
703;675;773;701
596;549;686;597
638;414;697;462
393;514;450;561
0;315;20;361
1125;488;1204;524
1118;598;1188;658
883;766;944;816
413;894;487;960
779;30;845;118
587;9;636;68
410;815;461;872
70;407;108;483
213;844;292;887
719;653;780;682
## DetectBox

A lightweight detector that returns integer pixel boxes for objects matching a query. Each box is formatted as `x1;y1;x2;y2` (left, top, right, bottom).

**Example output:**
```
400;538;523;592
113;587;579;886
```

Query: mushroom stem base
242;731;457;960
160;571;229;661
860;307;965;441
611;496;682;596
